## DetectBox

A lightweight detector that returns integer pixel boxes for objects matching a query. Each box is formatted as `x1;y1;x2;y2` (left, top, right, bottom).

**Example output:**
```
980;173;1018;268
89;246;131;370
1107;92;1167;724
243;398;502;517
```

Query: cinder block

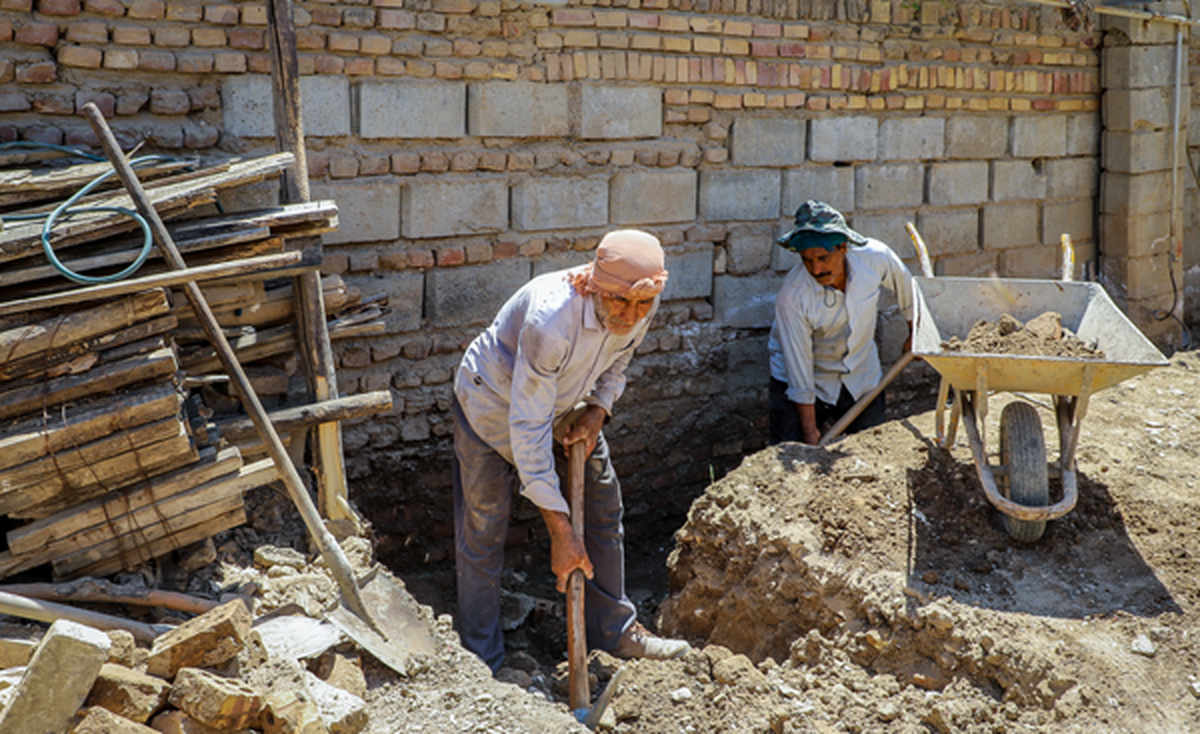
849;210;916;260
1103;13;1180;44
1102;171;1172;216
85;663;171;723
146;599;251;679
782;166;854;215
770;237;802;272
711;270;786;328
350;271;423;333
71;707;157;734
223;75;350;138
699;170;781;221
992;159;1047;202
1046;157;1099;199
312;182;399;245
946;116;1008;159
662;242;714;301
1100;252;1174;301
982;202;1039;250
0;619;111;734
1104;88;1173;132
512;176;608;231
915;208;979;255
0;639;34;669
610;170;697;225
468;81;568;137
531;251;593;277
302;670;367;734
1103;130;1172;174
810;116;878;162
724;223;773;275
1101;212;1171;259
1000;244;1060;278
879;117;945;161
1011;115;1067;158
425;259;532;328
1103;45;1178;89
1066;113;1101;156
402;179;508;238
1043;199;1095;245
928;161;989;206
731;118;806;167
580;85;661;139
855;163;924;209
359;80;466;139
939;251;999;277
168;667;264;730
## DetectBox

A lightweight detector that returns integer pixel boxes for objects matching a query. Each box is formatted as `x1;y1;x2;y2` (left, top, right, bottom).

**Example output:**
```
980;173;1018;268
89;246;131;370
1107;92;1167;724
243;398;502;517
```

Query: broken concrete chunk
260;686;325;734
85;662;171;723
0;619;111;734
147;599;252;679
315;650;367;699
304;671;366;734
0;639;35;669
148;709;251;734
168;667;264;731
250;614;344;665
106;629;146;668
71;706;158;734
254;546;308;571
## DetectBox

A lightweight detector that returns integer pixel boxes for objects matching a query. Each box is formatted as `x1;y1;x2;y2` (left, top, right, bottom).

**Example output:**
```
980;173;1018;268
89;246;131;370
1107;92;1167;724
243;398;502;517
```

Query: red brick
84;0;123;15
153;27;190;46
391;151;420;174
138;51;175;71
165;3;199;21
247;54;270;73
184;125;218;148
0;126;17;142
1;0;33;9
149;88;189;114
115;91;146;114
311;7;341;25
39;0;79;14
17;61;57;82
76;90;114;116
212;52;245;72
420;151;448;172
307;152;329;178
313;54;344;73
436;248;465;266
296;29;325;50
191;28;226;47
228;29;263;50
378;9;414;29
176;53;214;73
406;250;435;268
0;19;10;42
66;21;107;43
345;57;374;74
187;86;218;110
32;92;73;114
204;4;238;24
553;8;594;26
24;126;64;144
111;26;150;45
125;0;162;19
0;92;30;112
15;21;58;46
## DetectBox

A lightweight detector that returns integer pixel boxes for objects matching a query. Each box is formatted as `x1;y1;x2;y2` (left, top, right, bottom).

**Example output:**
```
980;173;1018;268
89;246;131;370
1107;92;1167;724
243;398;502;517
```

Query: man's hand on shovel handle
561;404;606;459
542;509;594;593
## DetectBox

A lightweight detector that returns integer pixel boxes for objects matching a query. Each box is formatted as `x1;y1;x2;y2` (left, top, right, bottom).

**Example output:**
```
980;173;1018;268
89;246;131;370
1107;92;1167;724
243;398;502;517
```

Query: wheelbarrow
911;249;1168;541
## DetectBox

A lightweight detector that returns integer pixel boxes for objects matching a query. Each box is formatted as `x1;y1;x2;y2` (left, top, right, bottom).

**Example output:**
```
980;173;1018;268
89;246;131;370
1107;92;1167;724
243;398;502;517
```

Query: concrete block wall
0;0;1143;562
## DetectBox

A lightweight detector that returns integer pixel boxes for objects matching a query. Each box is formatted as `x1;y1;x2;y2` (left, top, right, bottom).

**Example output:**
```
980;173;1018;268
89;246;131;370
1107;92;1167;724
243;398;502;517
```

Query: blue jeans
452;397;636;672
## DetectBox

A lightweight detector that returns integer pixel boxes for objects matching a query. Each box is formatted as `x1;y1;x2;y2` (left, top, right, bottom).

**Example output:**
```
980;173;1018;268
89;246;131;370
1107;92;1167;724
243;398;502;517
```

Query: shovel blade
325;565;435;677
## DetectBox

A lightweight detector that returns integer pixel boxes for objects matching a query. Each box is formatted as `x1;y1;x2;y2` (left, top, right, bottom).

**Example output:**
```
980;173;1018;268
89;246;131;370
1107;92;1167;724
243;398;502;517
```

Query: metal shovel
82;104;433;675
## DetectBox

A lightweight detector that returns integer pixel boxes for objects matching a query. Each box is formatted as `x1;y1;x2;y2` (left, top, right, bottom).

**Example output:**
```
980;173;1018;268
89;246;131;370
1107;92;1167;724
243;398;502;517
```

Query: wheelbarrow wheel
998;402;1049;542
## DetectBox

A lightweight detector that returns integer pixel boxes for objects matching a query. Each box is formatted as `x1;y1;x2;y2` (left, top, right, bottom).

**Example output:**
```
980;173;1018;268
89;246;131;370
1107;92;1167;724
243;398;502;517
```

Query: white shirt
454;268;656;515
768;238;914;405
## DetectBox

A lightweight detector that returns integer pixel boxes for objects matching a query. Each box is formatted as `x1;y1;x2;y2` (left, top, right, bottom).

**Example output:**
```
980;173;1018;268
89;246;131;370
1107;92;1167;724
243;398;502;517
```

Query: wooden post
267;0;355;526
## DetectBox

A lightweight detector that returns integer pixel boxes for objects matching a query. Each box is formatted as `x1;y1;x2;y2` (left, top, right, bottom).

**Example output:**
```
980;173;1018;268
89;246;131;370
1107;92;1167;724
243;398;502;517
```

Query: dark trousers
769;377;886;445
451;397;636;673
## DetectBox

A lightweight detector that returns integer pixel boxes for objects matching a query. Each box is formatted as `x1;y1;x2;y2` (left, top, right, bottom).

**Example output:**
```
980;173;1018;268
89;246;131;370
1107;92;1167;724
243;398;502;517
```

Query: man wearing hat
769;200;915;445
452;229;690;674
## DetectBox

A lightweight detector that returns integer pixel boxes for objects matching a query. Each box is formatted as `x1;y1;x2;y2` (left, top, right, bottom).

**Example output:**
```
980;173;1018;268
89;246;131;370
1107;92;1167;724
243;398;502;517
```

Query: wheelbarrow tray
911;277;1168;395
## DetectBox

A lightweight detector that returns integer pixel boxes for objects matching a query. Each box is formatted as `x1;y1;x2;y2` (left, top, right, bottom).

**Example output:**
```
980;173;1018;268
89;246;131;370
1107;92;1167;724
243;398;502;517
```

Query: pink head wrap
567;229;669;299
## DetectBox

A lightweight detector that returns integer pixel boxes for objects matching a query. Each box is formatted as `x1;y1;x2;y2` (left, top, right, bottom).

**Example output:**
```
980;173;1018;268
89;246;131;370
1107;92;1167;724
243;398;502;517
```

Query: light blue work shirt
454;268;655;515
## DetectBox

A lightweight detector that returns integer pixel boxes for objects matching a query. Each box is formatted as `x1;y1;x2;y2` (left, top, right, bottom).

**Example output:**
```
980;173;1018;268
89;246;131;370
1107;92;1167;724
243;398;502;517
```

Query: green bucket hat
776;200;867;254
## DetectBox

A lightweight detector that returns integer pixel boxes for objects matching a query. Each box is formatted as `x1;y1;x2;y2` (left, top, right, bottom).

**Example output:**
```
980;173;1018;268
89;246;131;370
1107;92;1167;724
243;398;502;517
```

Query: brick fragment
146;600;251;679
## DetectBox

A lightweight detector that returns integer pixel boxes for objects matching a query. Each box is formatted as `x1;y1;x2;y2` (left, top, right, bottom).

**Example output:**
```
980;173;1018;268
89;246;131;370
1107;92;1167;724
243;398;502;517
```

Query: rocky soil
353;344;1200;732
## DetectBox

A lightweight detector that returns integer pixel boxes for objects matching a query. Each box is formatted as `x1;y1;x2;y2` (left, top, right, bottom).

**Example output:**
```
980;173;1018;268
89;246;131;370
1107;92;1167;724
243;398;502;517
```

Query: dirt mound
649;349;1200;732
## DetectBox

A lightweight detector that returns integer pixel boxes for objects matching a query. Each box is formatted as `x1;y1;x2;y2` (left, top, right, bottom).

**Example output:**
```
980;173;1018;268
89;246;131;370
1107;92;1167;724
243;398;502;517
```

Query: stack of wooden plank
0;148;385;581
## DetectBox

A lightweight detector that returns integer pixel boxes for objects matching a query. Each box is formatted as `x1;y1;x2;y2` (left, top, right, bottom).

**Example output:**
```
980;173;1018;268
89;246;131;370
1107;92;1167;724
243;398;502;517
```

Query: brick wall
1;0;1156;563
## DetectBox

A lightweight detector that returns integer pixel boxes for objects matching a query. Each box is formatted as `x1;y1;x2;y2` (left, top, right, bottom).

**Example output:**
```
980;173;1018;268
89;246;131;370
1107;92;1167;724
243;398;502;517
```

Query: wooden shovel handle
567;440;589;712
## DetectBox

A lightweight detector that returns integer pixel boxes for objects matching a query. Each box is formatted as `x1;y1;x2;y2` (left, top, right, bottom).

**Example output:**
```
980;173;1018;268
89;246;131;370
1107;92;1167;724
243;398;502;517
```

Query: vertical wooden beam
267;0;356;527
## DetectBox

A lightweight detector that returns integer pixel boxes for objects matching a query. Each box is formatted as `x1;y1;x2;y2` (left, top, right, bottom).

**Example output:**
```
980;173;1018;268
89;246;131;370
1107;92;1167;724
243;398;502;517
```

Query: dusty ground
333;341;1200;733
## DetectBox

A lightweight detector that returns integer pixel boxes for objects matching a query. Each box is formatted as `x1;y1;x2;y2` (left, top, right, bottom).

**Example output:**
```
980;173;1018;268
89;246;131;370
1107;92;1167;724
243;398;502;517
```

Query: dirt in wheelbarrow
350;347;1200;733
